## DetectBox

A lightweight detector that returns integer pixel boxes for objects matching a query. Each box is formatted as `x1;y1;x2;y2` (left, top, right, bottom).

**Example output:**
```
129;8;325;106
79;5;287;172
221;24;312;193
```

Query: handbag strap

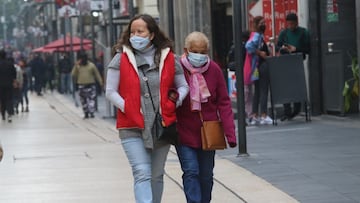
199;112;204;123
199;111;222;123
140;68;156;113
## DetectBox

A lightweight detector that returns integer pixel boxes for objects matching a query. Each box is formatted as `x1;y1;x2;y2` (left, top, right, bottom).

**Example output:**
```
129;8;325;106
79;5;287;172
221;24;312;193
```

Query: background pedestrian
18;59;30;112
0;50;16;122
71;51;103;119
58;53;72;94
29;53;46;96
245;16;273;125
276;12;310;121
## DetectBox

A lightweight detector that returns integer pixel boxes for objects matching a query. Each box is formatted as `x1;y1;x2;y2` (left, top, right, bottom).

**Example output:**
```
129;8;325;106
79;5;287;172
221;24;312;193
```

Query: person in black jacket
0;50;16;122
58;53;72;94
29;53;46;96
226;31;250;71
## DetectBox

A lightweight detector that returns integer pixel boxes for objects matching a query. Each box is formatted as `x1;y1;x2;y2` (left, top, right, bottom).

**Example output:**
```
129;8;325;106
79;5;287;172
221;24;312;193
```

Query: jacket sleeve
245;32;260;54
93;64;103;86
174;55;189;107
105;54;125;112
296;28;310;54
71;65;78;78
276;29;286;52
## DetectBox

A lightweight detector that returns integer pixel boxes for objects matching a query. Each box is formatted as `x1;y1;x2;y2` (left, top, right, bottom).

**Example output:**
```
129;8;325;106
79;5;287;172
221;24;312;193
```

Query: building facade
158;0;359;116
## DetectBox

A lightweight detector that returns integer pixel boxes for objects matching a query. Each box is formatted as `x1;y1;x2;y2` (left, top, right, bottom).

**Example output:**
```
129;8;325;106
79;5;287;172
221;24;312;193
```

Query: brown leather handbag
200;113;227;150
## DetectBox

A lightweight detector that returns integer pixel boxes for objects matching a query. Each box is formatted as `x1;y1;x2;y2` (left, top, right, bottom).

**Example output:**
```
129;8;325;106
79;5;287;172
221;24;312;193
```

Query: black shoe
90;113;94;118
280;115;289;121
290;111;300;119
83;113;89;119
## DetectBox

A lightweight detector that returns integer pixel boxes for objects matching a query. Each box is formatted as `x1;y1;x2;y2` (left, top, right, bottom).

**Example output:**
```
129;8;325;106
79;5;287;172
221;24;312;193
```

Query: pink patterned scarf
180;54;211;111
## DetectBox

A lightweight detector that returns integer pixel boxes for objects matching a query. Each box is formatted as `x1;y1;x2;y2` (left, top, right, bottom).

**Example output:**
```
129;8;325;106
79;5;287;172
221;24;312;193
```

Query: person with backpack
276;13;310;121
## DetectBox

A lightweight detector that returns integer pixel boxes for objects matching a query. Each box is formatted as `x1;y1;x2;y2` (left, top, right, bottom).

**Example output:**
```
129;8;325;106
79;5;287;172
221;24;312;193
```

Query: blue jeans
60;73;72;94
175;145;215;203
121;137;170;203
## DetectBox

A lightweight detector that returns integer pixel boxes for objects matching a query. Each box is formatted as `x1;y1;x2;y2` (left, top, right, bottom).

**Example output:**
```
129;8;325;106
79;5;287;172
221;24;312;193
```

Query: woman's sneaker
249;117;259;125
260;116;273;125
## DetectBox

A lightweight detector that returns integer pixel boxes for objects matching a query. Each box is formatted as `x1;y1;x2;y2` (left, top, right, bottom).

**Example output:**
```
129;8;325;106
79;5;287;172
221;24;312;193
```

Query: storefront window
247;0;298;42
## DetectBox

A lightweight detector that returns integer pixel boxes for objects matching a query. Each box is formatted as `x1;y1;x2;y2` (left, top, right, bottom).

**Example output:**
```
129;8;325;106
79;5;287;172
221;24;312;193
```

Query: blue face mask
187;52;209;68
130;36;151;50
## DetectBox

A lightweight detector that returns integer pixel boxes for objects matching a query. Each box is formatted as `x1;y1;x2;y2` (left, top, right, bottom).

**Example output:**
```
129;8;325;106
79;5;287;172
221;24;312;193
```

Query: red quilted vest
116;48;176;129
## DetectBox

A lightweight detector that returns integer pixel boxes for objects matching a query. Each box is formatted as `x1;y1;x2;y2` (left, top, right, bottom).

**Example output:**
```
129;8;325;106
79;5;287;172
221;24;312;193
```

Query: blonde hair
184;31;209;49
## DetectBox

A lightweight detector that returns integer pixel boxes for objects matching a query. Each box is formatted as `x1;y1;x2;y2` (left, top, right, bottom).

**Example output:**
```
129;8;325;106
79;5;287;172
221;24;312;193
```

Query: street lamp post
232;0;248;156
91;11;99;62
1;2;7;43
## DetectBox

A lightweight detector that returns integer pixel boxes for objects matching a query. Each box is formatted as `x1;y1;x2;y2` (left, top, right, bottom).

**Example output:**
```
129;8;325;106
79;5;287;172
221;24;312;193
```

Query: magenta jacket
176;60;236;149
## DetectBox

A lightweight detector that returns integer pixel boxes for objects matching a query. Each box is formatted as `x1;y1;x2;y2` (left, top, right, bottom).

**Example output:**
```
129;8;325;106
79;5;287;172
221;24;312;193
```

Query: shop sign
327;0;339;22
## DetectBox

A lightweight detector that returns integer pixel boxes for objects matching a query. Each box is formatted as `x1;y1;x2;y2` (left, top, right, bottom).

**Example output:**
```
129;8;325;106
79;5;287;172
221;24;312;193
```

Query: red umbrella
32;43;92;53
32;46;56;53
55;44;92;52
44;36;92;49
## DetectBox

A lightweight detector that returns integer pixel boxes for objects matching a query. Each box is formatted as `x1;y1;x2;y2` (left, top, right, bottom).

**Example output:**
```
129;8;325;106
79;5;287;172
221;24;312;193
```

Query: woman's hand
257;50;267;59
76;59;82;66
229;142;237;148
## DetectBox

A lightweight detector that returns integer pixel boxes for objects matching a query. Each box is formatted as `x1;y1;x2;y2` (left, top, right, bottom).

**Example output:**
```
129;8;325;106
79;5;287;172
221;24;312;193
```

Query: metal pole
91;11;98;111
91;11;96;61
105;0;116;118
128;0;134;18
64;14;68;57
108;0;115;47
270;0;276;55
167;0;174;40
2;3;7;43
232;0;248;156
69;17;78;107
79;5;83;50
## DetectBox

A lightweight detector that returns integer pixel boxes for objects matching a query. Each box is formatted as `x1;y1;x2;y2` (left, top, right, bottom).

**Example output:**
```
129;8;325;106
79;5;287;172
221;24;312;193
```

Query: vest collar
123;46;138;73
123;46;171;73
159;47;170;73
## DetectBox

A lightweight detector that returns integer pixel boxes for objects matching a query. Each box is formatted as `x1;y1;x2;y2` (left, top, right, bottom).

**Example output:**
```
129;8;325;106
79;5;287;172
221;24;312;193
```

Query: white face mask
129;36;151;50
187;52;209;67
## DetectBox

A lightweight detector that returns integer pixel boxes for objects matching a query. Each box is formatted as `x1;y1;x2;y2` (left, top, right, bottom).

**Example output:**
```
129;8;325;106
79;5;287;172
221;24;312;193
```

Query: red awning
32;43;92;53
44;36;92;49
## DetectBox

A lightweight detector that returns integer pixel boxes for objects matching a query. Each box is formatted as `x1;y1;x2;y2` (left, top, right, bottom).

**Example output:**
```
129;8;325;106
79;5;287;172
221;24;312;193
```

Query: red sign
247;0;298;42
263;0;272;42
55;0;76;7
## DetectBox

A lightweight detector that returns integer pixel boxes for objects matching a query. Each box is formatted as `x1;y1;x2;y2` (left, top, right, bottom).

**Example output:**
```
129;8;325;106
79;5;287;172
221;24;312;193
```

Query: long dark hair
77;51;88;66
252;16;264;32
114;14;173;67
